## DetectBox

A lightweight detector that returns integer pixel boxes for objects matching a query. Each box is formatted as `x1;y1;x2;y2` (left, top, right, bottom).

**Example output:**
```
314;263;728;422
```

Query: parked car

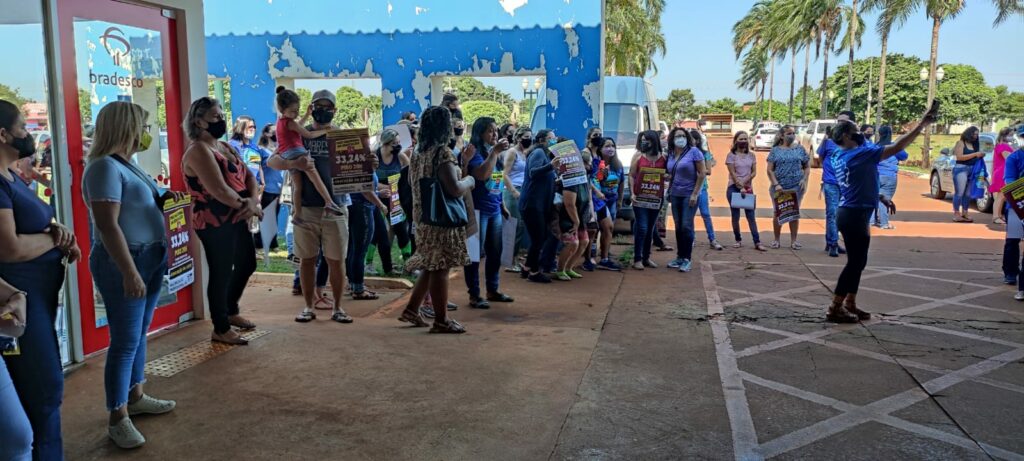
753;127;778;151
754;121;781;132
801;119;836;168
929;132;997;213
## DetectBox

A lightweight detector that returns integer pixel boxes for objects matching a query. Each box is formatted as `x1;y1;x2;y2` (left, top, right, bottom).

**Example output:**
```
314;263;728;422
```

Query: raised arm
288;119;327;140
883;103;938;161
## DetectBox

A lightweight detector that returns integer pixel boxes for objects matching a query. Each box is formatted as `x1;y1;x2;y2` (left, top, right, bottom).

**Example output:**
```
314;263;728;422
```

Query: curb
249;272;414;290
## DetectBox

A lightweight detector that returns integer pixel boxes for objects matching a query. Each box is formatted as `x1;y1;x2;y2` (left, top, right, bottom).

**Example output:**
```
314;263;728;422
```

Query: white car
801;119;836;167
753;127;778;151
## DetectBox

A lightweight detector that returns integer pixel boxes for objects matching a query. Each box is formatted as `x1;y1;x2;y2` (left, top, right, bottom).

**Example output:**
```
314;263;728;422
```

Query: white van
530;76;660;225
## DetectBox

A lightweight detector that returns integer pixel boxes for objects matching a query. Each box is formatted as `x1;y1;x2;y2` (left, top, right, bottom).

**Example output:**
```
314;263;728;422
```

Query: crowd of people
0;82;1019;459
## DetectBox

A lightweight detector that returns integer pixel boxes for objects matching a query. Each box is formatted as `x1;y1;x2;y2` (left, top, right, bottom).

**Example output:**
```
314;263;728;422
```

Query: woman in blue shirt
826;103;936;323
519;130;561;283
873;125;908;230
594;137;624;271
0;98;80;460
83;102;184;448
463;117;513;307
666;128;706;273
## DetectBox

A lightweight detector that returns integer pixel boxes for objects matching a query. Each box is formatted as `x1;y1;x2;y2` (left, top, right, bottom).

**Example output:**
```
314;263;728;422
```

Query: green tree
296;88;312;115
460;101;511;129
78;89;93;125
826;54;927;127
705;98;743;115
0;83;29;108
933;64;997;130
605;0;667;76
448;77;515;106
657;88;696;122
837;1;866;110
333;86;368;128
794;85;821;121
861;0;917;126
987;85;1024;125
733;1;772;120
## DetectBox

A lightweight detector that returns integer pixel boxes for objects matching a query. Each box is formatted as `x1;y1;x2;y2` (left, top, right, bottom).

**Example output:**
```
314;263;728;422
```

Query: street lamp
919;66;945;168
443;77;455;96
522;77;541;100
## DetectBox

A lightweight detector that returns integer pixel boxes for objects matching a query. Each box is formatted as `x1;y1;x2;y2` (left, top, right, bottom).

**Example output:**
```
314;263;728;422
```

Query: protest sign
328;128;375;195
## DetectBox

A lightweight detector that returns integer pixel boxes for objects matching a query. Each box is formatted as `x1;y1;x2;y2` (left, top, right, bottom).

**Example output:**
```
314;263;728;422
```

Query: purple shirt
666;147;705;198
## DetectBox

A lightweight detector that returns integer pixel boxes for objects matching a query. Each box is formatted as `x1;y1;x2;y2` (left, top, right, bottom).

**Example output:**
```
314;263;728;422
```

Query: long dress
404;145;471;271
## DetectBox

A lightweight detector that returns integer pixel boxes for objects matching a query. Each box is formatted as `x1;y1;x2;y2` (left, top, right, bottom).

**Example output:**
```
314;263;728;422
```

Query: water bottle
249;215;260;234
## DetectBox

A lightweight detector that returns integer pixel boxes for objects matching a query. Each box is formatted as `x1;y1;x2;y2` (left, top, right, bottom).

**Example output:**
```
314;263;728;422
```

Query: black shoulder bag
419;147;468;228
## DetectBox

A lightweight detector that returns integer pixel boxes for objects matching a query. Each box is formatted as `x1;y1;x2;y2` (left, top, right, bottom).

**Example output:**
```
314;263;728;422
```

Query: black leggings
522;207;550;272
371;199;412;273
835;207;873;297
197;221;256;333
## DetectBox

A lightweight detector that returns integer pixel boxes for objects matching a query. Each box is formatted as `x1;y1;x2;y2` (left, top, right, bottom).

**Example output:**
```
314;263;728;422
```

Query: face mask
519;138;532;149
736;141;749;150
205;119;228;139
390;144;402;155
785;134;796;143
6;132;36;159
312;108;334;124
673;138;687;148
448;138;457;150
506;135;514;144
270;135;277;143
590;137;603;147
601;146;615;156
850;132;865;144
864;133;873;140
548;138;558;147
139;131;153;151
640;141;652;152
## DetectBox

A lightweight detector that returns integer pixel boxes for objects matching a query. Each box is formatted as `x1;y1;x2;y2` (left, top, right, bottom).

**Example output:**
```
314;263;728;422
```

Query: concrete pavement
57;136;1021;460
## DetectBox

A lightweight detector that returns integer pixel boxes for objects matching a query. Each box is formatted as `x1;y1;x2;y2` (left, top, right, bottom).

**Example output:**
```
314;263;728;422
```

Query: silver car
929;132;996;213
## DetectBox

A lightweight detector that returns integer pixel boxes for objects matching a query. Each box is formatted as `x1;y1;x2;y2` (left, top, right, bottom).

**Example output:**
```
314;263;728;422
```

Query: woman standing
951;126;984;223
630;130;668;270
369;128;412;275
692;129;724;251
826;105;936;322
346;167;388;300
594;137;624;270
665;128;706;273
766;125;810;249
0;275;32;461
873;125;908;230
579;127;604;271
554;171;592;281
252;122;285;250
396;106;475;333
725;131;765;250
992;127;1014;225
83;102;179;448
502;126;532;273
519;130;561;283
0;98;80;460
182;97;261;345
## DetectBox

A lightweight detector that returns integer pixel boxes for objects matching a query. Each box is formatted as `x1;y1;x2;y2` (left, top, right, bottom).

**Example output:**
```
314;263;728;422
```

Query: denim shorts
281;146;309;160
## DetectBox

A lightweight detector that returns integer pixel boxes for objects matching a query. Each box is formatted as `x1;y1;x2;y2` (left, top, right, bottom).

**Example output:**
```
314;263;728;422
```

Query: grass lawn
255;236;411;281
888;133;959;177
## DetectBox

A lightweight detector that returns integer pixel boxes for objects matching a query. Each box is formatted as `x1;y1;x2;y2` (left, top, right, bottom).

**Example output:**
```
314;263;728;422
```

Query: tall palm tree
737;46;770;121
836;4;866;111
605;0;667;76
862;0;916;126
763;0;812;122
812;0;844;119
733;1;773;121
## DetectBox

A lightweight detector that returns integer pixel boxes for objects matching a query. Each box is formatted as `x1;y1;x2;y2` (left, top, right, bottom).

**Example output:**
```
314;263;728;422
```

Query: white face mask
673;137;687;148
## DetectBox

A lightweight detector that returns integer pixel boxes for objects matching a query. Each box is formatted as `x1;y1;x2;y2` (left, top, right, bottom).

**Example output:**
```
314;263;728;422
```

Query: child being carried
275;86;343;228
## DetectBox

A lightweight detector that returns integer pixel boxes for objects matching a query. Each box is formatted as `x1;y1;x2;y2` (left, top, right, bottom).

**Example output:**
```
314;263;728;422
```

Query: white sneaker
109;417;146;449
1015;291;1024;301
128;394;176;416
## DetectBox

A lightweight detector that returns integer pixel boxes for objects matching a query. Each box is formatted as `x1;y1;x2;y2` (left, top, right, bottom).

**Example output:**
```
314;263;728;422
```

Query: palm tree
862;0;916;126
737;46;770;121
812;0;844;119
605;0;667;76
763;0;812;123
733;1;773;121
836;4;866;111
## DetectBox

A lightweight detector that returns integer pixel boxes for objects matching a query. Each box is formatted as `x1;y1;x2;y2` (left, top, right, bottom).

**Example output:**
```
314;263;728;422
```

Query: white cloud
499;0;528;16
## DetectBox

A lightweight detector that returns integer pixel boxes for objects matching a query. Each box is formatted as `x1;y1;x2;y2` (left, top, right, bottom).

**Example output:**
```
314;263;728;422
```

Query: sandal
993;217;1007;225
655;245;674;252
211;330;249;345
770;241;781;249
732;241;742;249
399;309;429;327
294;309;316;323
331;311;354;323
844;304;871;321
791;242;803;250
710;240;724;251
419;305;436;319
825;306;858;324
953;216;969;223
352;290;379;300
754;243;767;252
430;319;466;334
469;297;491;309
228;315;256;331
486;292;514;303
313;296;334;310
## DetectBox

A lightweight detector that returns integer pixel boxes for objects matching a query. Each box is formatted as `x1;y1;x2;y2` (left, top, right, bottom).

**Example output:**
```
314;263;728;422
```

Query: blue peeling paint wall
204;1;602;144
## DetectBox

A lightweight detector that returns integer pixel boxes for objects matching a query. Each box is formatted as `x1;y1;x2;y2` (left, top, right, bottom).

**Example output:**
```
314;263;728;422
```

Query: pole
866;60;873;124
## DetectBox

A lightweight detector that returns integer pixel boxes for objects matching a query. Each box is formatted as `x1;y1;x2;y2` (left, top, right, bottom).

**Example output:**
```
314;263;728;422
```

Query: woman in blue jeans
1;275;33;461
873;125;908;229
0;98;81;461
665;128;706;272
951;126;985;223
83;102;180;449
630;130;669;270
346;172;388;300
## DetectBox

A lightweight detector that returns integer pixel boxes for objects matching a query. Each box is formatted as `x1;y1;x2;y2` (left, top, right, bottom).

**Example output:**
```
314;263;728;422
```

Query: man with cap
1001;124;1024;301
269;89;379;323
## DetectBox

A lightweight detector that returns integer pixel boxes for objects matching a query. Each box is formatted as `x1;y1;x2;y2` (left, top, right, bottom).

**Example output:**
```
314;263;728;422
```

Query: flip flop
352;291;379;300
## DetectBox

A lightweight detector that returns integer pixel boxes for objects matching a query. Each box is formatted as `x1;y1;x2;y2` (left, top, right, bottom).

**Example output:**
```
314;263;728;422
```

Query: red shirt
276;118;304;152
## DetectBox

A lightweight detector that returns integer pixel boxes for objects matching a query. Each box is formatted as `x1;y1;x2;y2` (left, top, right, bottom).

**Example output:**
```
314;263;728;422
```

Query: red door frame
57;0;191;355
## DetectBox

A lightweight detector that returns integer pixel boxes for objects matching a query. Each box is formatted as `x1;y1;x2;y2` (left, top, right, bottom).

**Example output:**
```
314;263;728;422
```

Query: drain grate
145;330;271;378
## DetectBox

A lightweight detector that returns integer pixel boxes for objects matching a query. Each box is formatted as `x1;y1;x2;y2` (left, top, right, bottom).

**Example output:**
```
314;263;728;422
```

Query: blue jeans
726;184;760;244
633;206;660;262
698;188;717;243
0;358;33;461
465;212;503;298
346;203;376;293
873;175;898;227
91;243;167;411
671;195;699;261
823;183;841;246
0;256;65;461
952;164;972;214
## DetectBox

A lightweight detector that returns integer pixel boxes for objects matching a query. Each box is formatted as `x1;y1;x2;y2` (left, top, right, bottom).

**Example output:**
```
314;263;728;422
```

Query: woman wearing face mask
872;125;907;230
463;117;513;308
767;125;810;249
691;129;724;251
0;99;81;460
952;126;984;223
83;102;184;448
367;128;412;275
826;104;936;322
991;127;1014;226
594;137;624;270
580;127;605;271
502;126;532;273
182;97;261;345
725;131;765;250
665;128;706;272
519;130;562;283
630;130;668;270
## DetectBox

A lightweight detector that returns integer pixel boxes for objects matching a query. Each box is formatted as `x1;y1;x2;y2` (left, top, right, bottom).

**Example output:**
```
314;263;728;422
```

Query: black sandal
429;319;466;334
825;306;858;324
294;309;316;323
844;304;871;321
486;292;514;303
469;297;491;309
352;291;379;300
331;311;354;323
399;309;429;327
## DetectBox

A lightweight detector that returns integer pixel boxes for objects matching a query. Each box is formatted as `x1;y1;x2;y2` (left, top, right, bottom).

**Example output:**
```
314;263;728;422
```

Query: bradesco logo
90;27;144;89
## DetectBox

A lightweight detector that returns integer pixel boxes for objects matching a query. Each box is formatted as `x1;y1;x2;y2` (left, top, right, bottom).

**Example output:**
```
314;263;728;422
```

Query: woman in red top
992;127;1014;225
630;130;668;270
182;97;262;345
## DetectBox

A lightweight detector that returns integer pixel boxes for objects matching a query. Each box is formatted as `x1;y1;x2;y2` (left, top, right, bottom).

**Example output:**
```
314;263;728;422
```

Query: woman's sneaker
667;258;683;269
109;417;146;449
828;245;839;258
678;259;693;273
642;260;658;269
127;394;176;416
597;259;622;271
1016;291;1024;301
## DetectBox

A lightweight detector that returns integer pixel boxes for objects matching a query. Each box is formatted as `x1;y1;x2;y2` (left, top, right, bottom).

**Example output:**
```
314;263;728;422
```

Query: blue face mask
548;138;557;147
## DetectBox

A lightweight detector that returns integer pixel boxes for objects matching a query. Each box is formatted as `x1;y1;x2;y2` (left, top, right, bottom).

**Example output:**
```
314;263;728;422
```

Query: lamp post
919;66;944;168
522;77;541;100
443;77;455;97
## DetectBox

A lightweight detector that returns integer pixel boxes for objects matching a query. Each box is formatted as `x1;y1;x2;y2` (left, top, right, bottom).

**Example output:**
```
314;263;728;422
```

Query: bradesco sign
91;27;145;89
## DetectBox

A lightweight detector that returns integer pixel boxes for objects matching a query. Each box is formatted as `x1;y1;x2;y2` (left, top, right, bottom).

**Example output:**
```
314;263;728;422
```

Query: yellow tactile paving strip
144;330;271;378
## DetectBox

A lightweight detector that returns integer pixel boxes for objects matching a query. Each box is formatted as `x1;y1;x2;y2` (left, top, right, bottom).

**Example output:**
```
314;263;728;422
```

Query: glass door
56;0;192;355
